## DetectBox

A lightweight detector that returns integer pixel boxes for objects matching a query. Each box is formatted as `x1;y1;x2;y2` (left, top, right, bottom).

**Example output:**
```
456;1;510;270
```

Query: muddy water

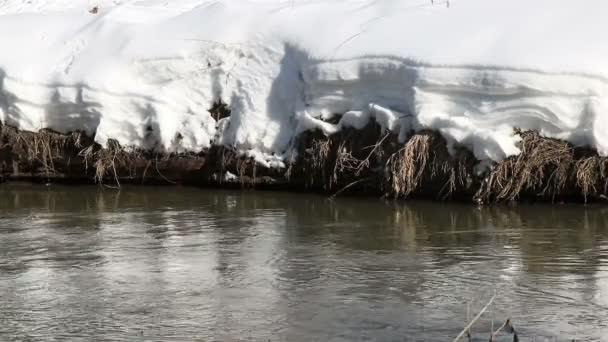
0;184;607;341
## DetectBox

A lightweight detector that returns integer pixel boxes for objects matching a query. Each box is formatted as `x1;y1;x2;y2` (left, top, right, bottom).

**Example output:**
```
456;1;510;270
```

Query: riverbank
2;121;607;204
2;1;608;206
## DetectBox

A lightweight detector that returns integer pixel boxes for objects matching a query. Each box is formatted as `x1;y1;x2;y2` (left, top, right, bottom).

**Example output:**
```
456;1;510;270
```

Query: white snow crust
1;0;608;166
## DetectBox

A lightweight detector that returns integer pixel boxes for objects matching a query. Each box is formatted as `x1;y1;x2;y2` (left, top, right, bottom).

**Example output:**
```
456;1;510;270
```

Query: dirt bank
1;120;607;204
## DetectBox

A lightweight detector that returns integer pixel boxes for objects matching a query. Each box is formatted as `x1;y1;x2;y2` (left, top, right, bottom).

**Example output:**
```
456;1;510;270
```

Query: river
0;184;607;341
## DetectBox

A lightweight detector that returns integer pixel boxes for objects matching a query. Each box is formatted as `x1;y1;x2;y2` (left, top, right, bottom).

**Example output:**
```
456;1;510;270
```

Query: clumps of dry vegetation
475;130;608;203
80;139;145;187
385;131;475;199
0;100;240;187
292;125;608;203
3;116;608;203
0;123;91;177
291;125;476;200
293;124;388;192
574;155;608;202
475;130;574;203
0;121;203;186
202;145;262;187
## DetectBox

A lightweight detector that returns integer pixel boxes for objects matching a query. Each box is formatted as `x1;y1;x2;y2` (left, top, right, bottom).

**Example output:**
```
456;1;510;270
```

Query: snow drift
1;0;608;167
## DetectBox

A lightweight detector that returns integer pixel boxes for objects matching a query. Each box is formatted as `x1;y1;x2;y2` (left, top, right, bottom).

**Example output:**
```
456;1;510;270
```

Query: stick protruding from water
453;293;497;342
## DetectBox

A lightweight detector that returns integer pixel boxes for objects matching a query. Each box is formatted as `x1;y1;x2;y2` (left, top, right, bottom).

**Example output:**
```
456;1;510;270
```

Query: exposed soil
1;118;608;204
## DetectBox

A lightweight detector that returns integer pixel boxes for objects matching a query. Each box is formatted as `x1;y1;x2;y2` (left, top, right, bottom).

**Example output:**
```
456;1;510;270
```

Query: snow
1;0;608;165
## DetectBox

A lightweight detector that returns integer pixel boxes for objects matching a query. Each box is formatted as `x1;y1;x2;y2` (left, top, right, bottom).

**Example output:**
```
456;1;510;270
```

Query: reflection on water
1;184;608;341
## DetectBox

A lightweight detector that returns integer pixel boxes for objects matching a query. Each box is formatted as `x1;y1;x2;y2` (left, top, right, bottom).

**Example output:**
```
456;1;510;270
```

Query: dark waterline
0;184;607;341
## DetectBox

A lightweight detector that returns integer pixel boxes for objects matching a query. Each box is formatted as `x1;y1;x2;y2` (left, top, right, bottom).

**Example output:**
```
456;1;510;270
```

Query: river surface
0;184;607;341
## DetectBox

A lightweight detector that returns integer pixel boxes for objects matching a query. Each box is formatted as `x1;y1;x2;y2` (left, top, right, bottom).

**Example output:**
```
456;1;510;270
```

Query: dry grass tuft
294;127;474;199
385;131;474;199
296;125;390;191
302;136;333;189
236;156;257;187
88;139;150;187
387;133;432;198
574;156;608;202
474;131;575;203
0;123;89;176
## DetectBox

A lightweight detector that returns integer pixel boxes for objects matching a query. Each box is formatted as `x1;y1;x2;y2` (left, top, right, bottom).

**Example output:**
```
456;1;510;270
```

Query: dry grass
312;138;332;170
299;136;333;189
575;156;608;202
87;139;135;187
296;126;390;191
203;145;260;186
295;127;474;199
386;131;474;199
474;130;608;203
3;120;608;203
387;133;433;198
298;126;608;203
475;131;575;203
236;156;257;187
88;141;200;187
1;123;158;187
0;123;88;176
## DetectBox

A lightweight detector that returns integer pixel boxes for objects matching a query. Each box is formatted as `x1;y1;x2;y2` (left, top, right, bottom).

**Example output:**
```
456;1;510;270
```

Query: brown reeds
474;130;574;203
575;155;608;202
3;119;608;203
385;131;475;199
88;139;142;188
292;126;475;199
474;130;608;203
299;126;608;203
292;125;390;192
0;123;90;176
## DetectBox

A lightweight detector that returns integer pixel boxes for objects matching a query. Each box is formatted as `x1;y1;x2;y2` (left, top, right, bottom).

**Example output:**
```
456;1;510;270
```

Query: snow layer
1;0;608;166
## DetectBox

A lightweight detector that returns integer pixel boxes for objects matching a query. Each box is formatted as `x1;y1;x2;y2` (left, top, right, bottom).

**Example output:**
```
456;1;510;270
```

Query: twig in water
466;301;472;341
155;155;177;184
111;153;120;189
490;304;494;338
490;319;511;341
141;160;152;184
329;178;367;200
453;293;496;342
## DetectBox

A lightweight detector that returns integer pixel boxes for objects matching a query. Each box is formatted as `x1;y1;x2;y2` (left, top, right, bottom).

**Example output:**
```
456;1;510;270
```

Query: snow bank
1;0;608;165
